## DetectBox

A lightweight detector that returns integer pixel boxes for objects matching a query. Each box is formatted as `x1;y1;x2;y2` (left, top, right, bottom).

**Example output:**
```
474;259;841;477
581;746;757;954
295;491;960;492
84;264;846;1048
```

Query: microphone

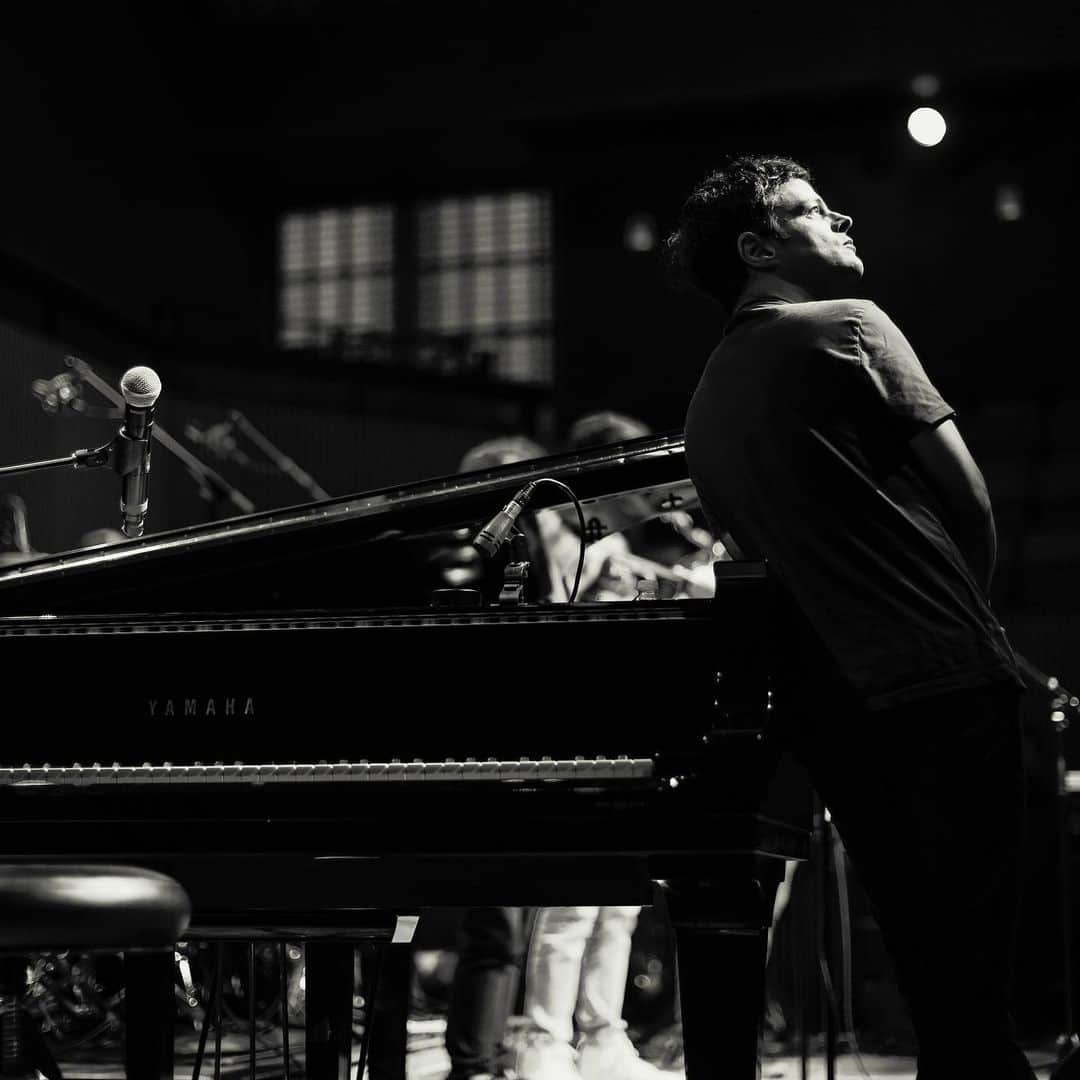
472;482;536;558
115;366;162;538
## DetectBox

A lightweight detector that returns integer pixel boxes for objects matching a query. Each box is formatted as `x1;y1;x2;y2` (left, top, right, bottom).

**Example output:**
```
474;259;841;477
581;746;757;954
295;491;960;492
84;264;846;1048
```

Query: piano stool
0;864;190;1080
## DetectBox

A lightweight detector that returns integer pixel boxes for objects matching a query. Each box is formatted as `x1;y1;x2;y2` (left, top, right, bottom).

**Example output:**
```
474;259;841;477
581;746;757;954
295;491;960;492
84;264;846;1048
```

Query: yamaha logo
147;698;256;718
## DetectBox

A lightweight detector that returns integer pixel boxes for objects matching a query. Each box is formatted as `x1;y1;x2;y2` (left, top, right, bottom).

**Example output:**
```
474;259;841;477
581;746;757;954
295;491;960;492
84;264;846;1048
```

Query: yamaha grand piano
0;432;809;1080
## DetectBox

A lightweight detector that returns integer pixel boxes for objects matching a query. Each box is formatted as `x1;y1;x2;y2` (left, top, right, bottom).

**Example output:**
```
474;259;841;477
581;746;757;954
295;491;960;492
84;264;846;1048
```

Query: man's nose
831;211;853;232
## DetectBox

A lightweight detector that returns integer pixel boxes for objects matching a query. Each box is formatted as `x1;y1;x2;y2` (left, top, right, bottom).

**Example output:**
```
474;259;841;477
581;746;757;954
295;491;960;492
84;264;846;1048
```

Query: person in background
442;437;547;1080
513;412;684;1080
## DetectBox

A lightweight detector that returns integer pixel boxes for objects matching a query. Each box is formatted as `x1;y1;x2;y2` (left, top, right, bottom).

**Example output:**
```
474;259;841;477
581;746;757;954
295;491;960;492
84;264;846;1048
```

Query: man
673;155;1033;1079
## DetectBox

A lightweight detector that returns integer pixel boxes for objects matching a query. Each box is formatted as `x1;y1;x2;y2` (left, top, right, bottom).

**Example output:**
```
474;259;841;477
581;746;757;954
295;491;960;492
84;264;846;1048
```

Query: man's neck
735;276;815;309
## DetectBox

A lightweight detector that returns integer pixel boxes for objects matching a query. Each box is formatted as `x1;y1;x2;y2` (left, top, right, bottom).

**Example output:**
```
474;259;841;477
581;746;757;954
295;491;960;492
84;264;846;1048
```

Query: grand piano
0;431;810;1080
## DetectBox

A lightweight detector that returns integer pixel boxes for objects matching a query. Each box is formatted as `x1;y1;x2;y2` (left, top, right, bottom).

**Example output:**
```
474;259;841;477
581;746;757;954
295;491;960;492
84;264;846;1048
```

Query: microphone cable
529;477;587;603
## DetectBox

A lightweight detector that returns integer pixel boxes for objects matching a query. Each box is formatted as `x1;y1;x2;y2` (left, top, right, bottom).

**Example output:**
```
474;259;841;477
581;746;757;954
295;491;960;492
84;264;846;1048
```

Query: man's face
765;178;864;295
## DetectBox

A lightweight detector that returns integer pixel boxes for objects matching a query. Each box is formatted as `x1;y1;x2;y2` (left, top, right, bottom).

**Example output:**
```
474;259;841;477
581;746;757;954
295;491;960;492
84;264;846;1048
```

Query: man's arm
908;419;997;594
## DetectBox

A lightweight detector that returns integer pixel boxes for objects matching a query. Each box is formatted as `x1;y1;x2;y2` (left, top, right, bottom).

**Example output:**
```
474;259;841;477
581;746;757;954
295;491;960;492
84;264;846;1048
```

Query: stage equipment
1017;656;1080;1080
0;432;811;1080
184;409;330;502
3;365;162;537
28;356;255;520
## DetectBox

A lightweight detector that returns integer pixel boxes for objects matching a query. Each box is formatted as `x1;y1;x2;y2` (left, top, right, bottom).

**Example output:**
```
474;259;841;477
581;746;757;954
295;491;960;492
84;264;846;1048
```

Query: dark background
0;0;1077;1048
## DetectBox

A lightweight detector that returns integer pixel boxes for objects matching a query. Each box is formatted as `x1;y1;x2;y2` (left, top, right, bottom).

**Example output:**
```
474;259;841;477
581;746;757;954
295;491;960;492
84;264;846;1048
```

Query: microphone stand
0;444;116;478
227;410;330;501
64;357;256;518
1014;653;1080;1080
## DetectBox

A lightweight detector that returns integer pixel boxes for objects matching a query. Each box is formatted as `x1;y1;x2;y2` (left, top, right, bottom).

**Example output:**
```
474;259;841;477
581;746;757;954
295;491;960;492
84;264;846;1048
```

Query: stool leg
191;947;222;1080
304;944;354;1080
246;945;256;1080
212;946;223;1080
278;943;291;1080
125;951;175;1080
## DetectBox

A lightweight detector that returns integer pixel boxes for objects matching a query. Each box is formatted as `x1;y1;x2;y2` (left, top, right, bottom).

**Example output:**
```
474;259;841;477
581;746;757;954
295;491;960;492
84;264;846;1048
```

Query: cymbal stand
1015;654;1080;1079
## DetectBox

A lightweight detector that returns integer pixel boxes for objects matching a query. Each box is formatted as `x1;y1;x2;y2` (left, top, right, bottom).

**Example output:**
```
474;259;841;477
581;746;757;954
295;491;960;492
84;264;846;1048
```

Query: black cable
523;477;587;602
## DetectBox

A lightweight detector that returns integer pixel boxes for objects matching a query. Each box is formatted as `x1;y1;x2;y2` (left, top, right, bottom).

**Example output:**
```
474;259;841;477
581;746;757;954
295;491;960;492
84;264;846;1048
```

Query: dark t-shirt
685;295;1021;710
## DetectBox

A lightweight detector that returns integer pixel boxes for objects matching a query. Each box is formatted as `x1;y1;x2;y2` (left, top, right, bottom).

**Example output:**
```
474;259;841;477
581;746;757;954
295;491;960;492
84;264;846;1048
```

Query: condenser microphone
472;482;537;558
116;366;162;538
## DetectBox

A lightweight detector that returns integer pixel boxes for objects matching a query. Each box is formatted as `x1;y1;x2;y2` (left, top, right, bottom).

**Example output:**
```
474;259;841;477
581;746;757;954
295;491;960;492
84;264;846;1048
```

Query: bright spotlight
907;107;947;147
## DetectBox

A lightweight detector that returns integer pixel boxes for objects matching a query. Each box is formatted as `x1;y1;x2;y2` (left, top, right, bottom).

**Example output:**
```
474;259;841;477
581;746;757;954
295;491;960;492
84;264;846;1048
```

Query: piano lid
0;431;696;615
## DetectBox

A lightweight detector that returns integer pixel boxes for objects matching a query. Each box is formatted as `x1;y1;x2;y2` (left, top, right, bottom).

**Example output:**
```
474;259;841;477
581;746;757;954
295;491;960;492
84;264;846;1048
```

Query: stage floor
47;1018;1064;1080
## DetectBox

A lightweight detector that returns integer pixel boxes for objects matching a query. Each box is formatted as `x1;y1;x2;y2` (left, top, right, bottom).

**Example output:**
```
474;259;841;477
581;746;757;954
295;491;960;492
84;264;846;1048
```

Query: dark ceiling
12;3;1080;171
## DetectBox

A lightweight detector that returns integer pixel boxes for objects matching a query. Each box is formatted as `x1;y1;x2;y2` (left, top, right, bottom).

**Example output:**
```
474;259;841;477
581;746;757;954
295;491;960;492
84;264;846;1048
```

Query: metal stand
800;797;838;1080
23;355;255;518
0;443;114;478
1015;654;1080;1080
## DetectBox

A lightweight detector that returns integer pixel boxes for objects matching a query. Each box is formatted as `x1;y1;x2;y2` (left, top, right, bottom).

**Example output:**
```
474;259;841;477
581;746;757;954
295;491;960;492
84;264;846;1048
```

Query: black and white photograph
0;4;1077;1079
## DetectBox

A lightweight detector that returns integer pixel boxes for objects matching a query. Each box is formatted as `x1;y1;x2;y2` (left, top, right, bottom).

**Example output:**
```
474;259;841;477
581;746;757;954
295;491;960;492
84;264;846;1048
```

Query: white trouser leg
575;905;641;1036
523;906;600;1045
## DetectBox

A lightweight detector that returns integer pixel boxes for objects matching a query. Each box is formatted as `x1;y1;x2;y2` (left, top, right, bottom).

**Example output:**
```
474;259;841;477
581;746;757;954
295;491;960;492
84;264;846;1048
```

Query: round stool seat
0;864;191;950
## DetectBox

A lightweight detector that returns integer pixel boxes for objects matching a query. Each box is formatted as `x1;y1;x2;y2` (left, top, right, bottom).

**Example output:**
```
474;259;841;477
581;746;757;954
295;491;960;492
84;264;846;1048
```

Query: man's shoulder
783;297;886;327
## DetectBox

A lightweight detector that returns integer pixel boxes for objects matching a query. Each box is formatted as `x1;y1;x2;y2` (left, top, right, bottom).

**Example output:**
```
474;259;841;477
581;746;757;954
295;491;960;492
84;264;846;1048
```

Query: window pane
281;214;311;275
351;207;393;269
472;267;498;329
507;193;545;253
472;196;498;258
507;265;535;326
444;199;465;259
279;205;394;345
317;210;342;272
317;277;340;326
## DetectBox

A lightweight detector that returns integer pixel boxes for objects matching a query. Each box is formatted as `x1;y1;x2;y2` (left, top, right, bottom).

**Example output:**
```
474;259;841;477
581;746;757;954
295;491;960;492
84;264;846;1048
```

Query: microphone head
120;366;162;409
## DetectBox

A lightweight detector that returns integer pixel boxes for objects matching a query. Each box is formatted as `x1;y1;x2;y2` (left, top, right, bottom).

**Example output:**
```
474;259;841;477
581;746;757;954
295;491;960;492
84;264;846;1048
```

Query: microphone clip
112;427;151;481
497;531;533;607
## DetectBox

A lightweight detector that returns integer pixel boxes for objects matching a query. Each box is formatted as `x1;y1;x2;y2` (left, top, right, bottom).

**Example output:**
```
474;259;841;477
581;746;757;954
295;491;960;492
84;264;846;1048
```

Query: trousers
445;907;528;1077
522;905;642;1045
784;679;1036;1080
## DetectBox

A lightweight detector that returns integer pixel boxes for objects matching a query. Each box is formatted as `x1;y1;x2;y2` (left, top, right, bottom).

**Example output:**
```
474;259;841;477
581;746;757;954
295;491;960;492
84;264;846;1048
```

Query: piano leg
124;950;176;1080
659;856;784;1080
305;942;355;1080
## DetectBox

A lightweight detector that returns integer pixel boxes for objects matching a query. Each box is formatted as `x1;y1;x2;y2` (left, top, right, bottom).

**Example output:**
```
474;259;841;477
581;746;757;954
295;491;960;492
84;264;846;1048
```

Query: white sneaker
577;1030;681;1080
514;1033;583;1080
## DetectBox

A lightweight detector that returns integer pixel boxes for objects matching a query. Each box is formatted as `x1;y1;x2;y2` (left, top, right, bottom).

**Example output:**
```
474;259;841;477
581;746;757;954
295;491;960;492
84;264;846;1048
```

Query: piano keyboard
0;756;655;787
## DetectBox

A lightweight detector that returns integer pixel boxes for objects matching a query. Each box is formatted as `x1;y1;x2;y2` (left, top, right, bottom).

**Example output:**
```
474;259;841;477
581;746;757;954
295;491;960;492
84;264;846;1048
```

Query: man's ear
737;230;777;270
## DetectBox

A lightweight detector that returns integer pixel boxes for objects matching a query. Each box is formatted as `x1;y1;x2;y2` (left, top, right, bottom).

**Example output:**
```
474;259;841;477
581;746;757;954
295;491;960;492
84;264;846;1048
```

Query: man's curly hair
665;154;811;308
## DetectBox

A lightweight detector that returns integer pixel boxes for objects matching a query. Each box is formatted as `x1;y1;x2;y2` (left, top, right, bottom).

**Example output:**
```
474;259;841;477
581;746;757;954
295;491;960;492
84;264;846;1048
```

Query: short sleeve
855;303;955;438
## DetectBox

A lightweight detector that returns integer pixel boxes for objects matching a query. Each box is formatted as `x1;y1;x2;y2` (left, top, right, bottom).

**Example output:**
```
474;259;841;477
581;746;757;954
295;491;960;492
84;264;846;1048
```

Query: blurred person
442;436;547;1080
673;155;1032;1078
514;413;681;1080
546;410;721;602
79;527;126;547
0;494;42;566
